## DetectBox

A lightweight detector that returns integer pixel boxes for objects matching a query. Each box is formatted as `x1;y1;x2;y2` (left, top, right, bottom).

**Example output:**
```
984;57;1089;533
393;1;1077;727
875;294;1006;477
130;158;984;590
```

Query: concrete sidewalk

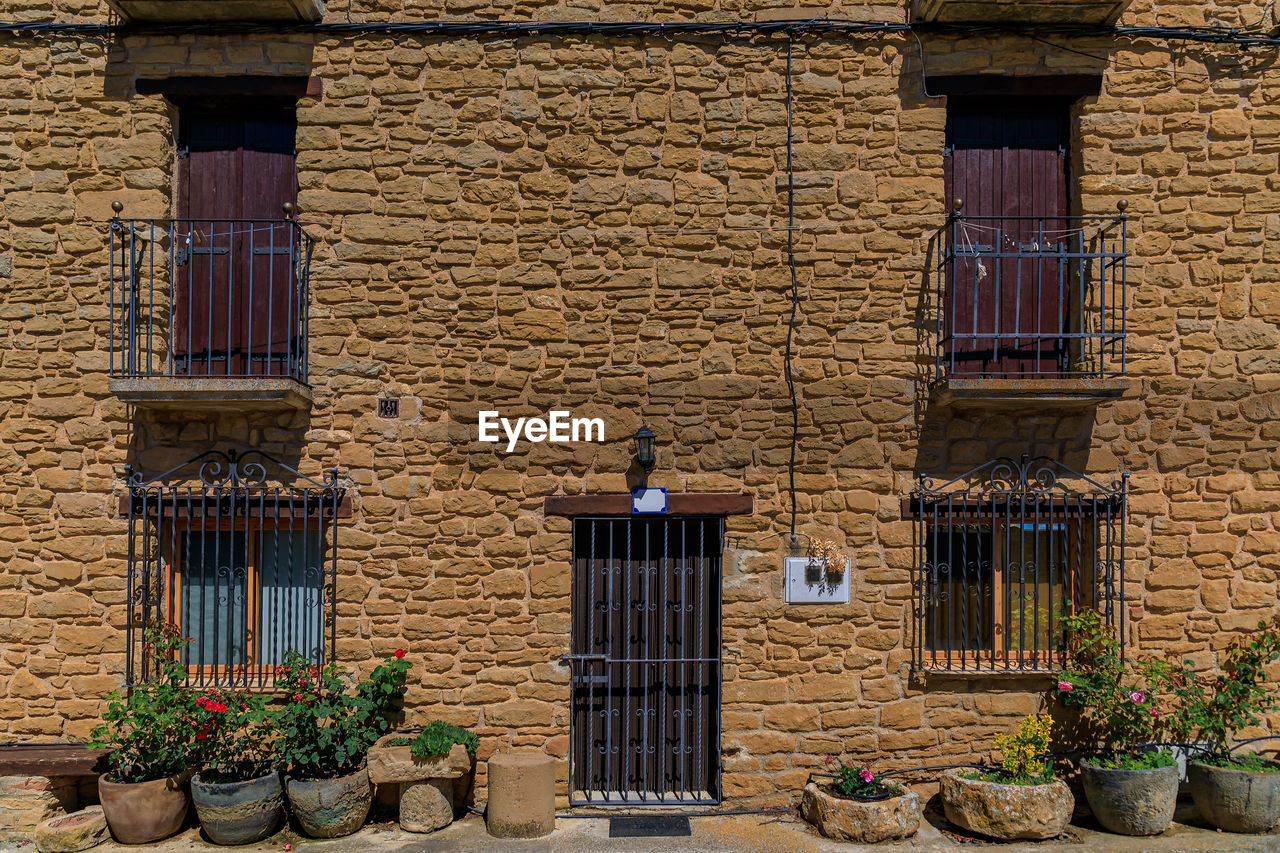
8;802;1279;853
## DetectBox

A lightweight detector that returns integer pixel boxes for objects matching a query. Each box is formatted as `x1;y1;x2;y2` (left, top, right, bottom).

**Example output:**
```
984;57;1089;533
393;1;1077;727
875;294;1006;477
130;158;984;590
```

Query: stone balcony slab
931;377;1129;409
913;0;1130;24
108;377;312;413
106;0;323;22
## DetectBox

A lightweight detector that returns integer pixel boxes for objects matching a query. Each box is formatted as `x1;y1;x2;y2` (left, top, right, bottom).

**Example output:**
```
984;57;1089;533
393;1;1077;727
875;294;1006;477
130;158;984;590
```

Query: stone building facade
1;0;1279;810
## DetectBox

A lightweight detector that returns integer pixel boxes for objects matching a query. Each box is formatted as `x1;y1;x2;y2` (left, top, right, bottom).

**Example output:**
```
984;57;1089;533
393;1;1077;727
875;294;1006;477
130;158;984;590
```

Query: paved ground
5;801;1279;852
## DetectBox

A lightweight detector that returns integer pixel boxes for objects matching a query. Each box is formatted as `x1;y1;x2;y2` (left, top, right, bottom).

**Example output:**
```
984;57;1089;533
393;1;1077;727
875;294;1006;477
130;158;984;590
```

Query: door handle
560;654;608;664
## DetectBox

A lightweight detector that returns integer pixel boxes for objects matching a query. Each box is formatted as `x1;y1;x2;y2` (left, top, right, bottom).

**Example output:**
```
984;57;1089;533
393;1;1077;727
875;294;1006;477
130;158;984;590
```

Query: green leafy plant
981;714;1056;785
89;626;196;784
409;721;479;760
821;756;900;799
1055;610;1171;763
191;689;275;783
1200;752;1279;773
1092;751;1176;771
1149;617;1280;769
275;648;411;780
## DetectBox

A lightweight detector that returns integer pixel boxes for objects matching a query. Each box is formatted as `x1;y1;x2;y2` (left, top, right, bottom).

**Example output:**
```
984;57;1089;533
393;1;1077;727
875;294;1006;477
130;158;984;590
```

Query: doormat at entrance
608;816;693;838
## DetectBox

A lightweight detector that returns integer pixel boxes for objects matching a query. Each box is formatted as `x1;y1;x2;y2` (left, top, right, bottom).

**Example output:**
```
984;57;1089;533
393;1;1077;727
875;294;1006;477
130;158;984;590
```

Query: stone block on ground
400;779;454;833
35;806;108;853
485;752;554;839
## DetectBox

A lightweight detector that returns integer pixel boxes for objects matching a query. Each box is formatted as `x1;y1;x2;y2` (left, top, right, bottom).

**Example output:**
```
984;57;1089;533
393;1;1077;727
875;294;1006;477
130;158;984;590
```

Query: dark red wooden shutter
175;103;297;376
945;103;1069;377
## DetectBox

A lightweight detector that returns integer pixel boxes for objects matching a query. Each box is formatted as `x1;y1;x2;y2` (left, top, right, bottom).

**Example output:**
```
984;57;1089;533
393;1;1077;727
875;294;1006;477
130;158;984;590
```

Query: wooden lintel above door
544;493;754;517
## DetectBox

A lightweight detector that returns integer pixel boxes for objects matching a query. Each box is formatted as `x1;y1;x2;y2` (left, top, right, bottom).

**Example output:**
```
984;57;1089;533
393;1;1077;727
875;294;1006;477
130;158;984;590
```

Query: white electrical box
784;556;851;604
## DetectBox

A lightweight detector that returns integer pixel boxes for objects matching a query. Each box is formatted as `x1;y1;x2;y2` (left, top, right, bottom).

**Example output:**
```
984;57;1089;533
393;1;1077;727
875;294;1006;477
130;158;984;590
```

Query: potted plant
88;626;196;844
276;648;411;838
368;721;479;833
1154;618;1280;833
189;689;282;845
800;757;920;842
1056;610;1178;836
941;714;1073;840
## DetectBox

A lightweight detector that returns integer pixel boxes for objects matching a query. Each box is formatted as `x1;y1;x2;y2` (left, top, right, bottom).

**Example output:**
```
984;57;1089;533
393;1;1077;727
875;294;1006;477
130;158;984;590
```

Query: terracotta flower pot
1080;758;1178;836
284;764;372;839
191;770;284;845
940;769;1073;840
1188;760;1280;833
98;771;191;844
800;782;921;842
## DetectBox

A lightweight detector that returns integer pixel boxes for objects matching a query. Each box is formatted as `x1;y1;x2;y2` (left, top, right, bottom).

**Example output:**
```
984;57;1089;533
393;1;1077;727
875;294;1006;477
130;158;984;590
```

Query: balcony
107;214;314;413
930;210;1128;409
912;0;1131;25
106;0;323;22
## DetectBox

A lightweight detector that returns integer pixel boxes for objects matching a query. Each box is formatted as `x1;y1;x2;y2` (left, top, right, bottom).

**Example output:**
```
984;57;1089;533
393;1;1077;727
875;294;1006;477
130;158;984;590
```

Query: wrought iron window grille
911;455;1127;674
932;212;1128;381
123;449;342;688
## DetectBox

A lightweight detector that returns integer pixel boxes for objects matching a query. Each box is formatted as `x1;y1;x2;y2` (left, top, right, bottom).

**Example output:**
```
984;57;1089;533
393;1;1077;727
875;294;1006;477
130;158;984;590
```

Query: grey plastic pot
284;764;372;839
1188;760;1280;834
1080;758;1178;836
191;771;284;845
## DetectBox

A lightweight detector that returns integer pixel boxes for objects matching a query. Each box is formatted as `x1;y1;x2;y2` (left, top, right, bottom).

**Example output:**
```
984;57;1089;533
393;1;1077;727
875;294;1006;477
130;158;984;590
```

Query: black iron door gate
567;516;723;805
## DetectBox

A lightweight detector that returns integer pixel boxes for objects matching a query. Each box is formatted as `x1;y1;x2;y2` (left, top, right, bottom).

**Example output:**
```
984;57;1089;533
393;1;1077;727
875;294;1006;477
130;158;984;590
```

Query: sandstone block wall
0;0;1278;806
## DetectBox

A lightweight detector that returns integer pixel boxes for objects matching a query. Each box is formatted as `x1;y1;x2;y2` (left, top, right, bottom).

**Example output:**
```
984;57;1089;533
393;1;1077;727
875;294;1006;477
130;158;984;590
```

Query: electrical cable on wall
783;33;800;548
3;20;1280;48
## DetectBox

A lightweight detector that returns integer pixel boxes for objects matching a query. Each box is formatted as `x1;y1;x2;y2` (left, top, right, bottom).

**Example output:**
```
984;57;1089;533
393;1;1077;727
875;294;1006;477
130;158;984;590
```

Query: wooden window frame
917;506;1100;671
168;516;329;686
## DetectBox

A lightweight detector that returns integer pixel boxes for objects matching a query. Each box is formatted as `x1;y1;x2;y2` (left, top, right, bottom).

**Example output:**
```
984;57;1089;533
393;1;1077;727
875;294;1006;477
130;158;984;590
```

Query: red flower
395;649;406;659
293;693;304;702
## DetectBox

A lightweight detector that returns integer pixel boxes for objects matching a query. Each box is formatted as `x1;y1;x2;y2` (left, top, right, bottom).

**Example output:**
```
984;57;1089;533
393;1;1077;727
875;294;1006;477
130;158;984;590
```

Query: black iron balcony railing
109;215;313;383
933;210;1127;381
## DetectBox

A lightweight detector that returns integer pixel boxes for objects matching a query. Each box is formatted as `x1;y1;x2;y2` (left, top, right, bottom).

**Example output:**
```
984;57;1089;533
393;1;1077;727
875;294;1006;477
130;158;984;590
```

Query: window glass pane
924;525;993;653
1002;523;1068;653
258;530;324;665
180;531;248;667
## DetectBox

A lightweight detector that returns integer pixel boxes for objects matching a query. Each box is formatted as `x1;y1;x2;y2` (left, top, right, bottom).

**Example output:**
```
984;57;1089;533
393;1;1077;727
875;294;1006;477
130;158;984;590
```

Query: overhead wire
783;32;800;548
1;19;1280;48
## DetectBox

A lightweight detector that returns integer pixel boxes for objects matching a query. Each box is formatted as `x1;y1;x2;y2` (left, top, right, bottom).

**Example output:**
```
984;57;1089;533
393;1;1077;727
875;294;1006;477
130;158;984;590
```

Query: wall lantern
632;425;656;472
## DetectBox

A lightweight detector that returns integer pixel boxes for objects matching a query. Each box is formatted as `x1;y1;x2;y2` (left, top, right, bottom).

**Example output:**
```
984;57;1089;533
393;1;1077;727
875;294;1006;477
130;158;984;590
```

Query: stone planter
1080;758;1178;836
1188;760;1280;834
367;736;473;833
34;806;109;853
97;771;191;845
800;782;921;842
191;771;284;845
283;764;372;839
940;769;1073;840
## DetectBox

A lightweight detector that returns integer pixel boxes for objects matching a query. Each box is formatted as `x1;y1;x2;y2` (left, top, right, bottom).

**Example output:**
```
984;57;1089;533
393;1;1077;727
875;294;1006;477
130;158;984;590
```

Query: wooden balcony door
944;103;1070;377
175;102;297;377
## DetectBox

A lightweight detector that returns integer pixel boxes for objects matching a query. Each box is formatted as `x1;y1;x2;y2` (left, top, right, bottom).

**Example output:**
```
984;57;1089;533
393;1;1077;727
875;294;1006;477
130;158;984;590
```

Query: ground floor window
124;450;343;688
913;456;1126;673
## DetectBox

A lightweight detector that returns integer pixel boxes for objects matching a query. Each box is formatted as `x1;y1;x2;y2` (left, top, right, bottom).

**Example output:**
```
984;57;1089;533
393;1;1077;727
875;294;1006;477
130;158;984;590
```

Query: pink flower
283;845;292;852
822;755;833;769
1057;681;1073;692
859;769;874;784
1128;691;1145;703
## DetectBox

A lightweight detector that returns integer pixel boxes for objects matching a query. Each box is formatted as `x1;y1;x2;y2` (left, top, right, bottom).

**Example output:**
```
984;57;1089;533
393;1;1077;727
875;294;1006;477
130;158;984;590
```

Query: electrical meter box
784;556;851;604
